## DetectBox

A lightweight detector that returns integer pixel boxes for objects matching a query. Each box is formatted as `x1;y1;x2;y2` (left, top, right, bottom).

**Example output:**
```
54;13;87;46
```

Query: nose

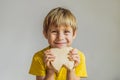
57;32;64;40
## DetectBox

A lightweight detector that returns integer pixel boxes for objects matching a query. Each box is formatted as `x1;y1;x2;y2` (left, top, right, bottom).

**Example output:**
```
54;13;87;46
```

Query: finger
68;53;79;60
44;57;55;68
73;55;80;60
69;56;79;62
44;55;55;62
46;60;50;68
44;50;55;57
68;54;79;58
72;49;78;54
44;50;55;59
44;56;55;64
44;49;50;54
73;57;80;67
68;56;73;61
45;57;56;69
72;54;79;58
44;54;55;59
73;57;80;62
71;54;80;62
69;48;78;55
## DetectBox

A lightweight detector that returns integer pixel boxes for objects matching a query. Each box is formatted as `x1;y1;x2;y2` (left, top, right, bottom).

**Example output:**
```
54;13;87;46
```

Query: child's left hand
68;48;80;68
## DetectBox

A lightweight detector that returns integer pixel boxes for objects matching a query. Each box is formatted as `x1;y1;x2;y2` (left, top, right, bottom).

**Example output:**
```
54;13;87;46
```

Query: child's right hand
43;49;56;70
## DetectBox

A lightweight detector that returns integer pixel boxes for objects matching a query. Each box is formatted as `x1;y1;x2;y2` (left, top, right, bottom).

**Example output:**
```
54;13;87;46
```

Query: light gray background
0;0;120;80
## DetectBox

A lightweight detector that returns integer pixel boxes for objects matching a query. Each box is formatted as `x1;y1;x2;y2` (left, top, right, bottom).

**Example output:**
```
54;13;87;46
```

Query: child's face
44;25;76;48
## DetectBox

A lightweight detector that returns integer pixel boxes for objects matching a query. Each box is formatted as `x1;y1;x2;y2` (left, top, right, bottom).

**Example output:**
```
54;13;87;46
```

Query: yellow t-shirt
29;47;88;80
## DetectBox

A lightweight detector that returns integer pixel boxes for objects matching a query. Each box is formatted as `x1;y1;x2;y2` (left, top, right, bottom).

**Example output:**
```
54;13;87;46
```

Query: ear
73;30;77;39
43;31;48;39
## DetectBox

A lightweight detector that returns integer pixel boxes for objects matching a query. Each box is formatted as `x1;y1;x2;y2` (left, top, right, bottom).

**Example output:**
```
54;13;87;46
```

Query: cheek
48;35;56;41
66;35;73;41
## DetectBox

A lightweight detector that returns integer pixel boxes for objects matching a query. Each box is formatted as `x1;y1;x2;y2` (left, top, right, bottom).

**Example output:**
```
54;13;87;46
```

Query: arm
37;49;55;80
44;69;55;80
67;69;80;80
67;48;81;80
36;69;54;80
36;76;44;80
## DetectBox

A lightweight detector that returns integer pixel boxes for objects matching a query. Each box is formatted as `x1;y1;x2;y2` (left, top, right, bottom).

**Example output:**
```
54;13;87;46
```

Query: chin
51;44;70;48
55;45;68;48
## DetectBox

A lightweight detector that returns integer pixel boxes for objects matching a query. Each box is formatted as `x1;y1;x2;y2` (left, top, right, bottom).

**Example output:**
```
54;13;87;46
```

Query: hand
43;49;55;70
68;48;80;67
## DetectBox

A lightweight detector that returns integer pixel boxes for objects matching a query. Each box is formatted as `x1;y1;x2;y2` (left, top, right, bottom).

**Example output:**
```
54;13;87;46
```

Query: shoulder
77;50;86;60
33;46;50;60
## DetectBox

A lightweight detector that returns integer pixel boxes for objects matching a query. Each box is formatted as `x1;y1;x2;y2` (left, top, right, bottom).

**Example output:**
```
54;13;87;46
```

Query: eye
64;30;70;34
51;30;57;34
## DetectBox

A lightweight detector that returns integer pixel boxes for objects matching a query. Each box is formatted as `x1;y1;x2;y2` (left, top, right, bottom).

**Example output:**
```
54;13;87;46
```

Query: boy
29;7;87;80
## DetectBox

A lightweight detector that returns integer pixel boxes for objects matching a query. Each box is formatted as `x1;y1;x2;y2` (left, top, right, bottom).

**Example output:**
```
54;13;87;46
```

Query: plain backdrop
0;0;120;80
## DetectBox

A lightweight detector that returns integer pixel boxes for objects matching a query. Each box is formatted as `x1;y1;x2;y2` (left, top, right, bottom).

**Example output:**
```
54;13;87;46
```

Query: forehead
49;25;73;30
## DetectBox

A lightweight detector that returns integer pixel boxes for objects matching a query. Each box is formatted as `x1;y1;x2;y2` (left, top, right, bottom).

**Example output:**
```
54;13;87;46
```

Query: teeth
55;42;66;44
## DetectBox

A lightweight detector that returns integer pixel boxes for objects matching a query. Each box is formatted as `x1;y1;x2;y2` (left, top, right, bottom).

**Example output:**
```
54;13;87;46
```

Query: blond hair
43;7;77;34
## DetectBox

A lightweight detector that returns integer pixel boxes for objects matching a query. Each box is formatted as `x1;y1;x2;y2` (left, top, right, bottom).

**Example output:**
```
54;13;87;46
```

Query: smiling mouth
54;42;67;48
55;42;66;44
